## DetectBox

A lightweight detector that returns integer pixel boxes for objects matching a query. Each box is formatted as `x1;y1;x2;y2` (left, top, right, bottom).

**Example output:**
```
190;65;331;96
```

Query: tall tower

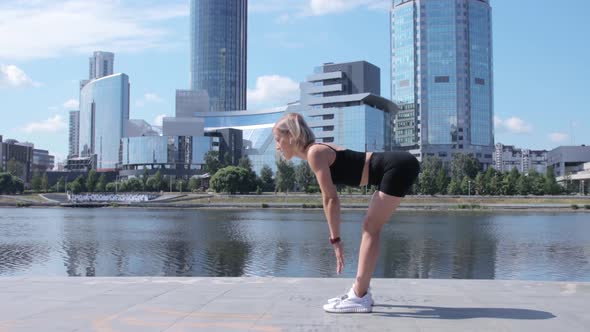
68;110;80;158
190;0;247;112
89;51;114;80
390;0;494;168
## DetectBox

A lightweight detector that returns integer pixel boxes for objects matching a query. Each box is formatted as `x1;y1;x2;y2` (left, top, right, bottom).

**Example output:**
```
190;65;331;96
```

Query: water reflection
0;208;589;281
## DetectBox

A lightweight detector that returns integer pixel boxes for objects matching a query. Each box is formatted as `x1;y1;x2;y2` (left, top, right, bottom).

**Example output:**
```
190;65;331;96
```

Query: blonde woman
273;112;420;313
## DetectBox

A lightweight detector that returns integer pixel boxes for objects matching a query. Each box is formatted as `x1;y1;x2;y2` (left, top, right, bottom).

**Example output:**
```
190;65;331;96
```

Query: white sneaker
323;287;373;313
327;285;374;306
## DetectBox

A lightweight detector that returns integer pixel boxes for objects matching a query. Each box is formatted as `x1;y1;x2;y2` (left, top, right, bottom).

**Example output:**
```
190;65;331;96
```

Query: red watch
329;237;341;244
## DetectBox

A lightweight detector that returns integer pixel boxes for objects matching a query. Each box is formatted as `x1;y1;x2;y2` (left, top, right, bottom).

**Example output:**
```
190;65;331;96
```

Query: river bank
1;193;589;211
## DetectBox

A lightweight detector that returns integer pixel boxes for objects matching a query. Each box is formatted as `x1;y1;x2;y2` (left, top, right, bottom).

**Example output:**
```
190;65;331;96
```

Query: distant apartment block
68;110;80;157
494;143;547;174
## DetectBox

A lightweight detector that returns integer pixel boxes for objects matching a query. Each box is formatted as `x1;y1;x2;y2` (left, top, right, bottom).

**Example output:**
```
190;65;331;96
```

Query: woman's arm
307;149;340;239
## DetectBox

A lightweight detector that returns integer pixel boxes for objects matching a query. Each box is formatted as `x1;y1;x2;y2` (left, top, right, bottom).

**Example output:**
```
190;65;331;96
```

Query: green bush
261;203;269;208
584;205;590;210
571;204;579;210
16;201;31;208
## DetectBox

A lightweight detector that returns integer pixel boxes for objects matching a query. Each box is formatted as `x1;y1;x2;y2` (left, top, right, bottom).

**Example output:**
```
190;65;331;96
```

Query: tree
259;165;275;192
210;166;256;194
146;177;158;192
176;178;187;192
6;159;24;179
516;174;532;195
435;167;449;194
0;173;15;194
275;159;295;193
188;177;200;192
86;170;98;192
31;172;42;192
68;180;82;194
54;176;65;193
96;174;106;192
474;172;485;195
238;156;253;171
142;168;150;188
204;151;222;175
418;156;440;195
501;167;520;195
295;161;317;193
447;178;461;195
528;169;545;195
450;153;481;181
41;173;49;192
105;182;117;192
153;170;163;191
544;166;562;195
126;178;144;192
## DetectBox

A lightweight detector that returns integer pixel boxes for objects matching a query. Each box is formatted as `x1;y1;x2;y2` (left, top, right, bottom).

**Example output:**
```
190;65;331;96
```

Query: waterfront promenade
0;277;588;331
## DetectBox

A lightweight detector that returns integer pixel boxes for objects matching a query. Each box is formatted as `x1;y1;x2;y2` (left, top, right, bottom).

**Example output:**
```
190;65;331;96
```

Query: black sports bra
315;143;366;186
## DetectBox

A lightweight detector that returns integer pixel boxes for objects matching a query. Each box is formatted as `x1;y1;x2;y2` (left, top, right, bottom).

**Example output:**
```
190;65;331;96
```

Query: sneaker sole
324;306;372;313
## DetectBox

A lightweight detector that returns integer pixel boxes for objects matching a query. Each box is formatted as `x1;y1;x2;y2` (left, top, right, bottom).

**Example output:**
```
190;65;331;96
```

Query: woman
273;113;420;313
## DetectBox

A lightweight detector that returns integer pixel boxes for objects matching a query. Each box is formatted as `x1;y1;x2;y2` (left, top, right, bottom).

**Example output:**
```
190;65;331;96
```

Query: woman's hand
333;242;344;274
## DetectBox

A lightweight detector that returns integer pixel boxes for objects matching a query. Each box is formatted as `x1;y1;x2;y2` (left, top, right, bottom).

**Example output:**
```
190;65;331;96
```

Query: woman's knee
362;216;383;236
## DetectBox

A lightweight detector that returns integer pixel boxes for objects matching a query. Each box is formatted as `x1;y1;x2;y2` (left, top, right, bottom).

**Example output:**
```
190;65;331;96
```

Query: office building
33;149;55;172
547;146;590;178
78;73;130;170
390;0;494;167
0;135;34;182
190;0;247;112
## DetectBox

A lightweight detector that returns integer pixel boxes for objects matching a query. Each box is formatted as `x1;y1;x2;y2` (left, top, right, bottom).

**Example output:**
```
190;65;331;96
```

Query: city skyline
0;0;589;165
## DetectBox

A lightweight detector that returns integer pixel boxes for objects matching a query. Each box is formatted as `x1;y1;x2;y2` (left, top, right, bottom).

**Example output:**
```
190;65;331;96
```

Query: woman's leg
354;190;401;297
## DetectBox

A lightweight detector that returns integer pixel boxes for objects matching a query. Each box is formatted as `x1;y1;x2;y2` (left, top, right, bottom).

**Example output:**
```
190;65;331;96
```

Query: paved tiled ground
0;277;588;331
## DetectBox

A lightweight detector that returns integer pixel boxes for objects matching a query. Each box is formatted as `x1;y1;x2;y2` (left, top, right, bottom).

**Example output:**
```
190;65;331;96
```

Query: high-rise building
0;136;34;182
80;51;115;90
89;51;114;80
190;0;247;112
79;73;130;170
68;110;80;157
33;149;55;172
390;0;494;167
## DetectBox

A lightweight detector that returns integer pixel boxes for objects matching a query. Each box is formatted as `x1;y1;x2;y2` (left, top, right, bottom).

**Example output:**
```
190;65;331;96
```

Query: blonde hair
273;113;315;150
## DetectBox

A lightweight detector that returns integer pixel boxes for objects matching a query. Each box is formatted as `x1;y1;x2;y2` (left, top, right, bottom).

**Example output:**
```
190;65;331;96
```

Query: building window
323;126;334;131
323;137;334;143
399;79;410;87
435;76;450;83
475;78;485;85
323;114;334;120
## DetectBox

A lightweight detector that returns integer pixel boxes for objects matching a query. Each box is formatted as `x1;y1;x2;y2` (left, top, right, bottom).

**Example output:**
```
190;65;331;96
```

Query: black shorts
368;151;420;197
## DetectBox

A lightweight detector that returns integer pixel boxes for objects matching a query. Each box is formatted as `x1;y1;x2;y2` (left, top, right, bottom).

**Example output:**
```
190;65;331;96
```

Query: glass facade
390;0;494;163
122;136;212;168
196;105;390;175
425;0;457;145
190;0;247;112
79;73;129;170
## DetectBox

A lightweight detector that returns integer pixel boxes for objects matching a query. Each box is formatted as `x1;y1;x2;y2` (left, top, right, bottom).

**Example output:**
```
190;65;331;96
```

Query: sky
1;0;589;165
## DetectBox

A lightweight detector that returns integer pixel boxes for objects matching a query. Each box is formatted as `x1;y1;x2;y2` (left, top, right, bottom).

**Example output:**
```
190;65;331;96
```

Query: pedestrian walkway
0;277;588;331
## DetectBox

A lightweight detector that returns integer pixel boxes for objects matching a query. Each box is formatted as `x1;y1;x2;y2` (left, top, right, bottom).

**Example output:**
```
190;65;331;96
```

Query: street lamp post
468;180;472;197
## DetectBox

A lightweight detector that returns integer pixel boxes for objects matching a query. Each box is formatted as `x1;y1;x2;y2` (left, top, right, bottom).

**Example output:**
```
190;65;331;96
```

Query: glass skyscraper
190;0;247;112
391;0;494;167
79;73;130;170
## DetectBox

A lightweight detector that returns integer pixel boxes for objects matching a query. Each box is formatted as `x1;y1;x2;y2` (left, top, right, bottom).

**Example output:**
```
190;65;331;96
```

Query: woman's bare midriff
359;152;372;186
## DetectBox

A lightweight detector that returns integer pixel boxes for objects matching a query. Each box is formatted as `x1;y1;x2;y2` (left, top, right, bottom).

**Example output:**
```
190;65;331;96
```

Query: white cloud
247;75;299;107
0;0;188;60
62;98;79;110
0;64;39;87
20;115;66;133
494;116;533;134
153;114;168;126
548;132;569;143
144;93;163;103
136;93;163;108
308;0;389;15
